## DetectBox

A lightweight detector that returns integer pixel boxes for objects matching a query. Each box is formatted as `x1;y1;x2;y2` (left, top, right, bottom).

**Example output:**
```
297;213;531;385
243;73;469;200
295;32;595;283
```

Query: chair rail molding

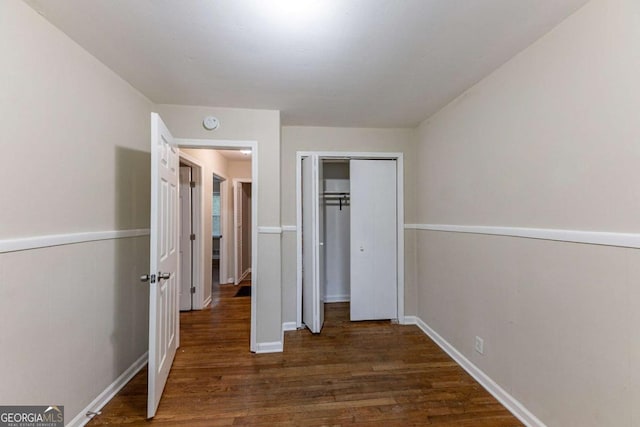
0;229;150;254
405;224;640;249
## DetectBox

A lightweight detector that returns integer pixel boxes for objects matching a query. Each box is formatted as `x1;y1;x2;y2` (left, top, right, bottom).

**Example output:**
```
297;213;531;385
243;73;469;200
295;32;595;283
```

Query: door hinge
189;181;196;188
190;234;196;241
190;287;196;294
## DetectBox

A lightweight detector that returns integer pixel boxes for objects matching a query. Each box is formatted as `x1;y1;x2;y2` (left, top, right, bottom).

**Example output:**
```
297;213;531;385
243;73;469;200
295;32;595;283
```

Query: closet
323;160;351;303
301;155;398;333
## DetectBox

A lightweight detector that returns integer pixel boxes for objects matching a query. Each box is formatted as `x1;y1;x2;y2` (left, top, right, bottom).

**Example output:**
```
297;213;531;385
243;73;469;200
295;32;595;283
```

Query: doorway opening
234;178;252;285
178;148;254;305
178;154;204;312
179;163;194;311
177;139;258;352
212;175;224;291
296;152;405;333
322;160;351;304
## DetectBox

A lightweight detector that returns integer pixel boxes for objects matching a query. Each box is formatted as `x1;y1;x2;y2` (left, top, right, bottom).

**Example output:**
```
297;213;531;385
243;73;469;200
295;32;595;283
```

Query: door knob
140;274;156;283
158;272;171;280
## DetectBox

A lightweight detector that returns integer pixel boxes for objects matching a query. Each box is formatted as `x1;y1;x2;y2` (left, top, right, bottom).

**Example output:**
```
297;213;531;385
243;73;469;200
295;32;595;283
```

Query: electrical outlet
474;336;484;355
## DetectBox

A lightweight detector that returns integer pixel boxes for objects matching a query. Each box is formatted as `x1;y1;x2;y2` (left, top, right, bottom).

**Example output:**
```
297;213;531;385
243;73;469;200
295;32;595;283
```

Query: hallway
88;283;521;426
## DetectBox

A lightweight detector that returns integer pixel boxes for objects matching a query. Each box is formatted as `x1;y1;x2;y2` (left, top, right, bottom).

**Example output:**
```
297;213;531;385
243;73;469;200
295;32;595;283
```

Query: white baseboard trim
67;351;148;427
237;268;251;283
202;296;212;308
282;322;298;332
280;322;298;352
404;223;640;249
235;272;248;285
0;229;150;254
255;341;283;354
324;294;350;303
404;316;546;427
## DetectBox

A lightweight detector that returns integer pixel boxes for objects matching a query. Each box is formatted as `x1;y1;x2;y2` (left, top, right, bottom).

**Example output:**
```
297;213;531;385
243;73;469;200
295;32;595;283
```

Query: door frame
178;152;206;310
233;178;252;285
211;173;228;289
295;151;405;329
178;164;194;311
177;138;259;352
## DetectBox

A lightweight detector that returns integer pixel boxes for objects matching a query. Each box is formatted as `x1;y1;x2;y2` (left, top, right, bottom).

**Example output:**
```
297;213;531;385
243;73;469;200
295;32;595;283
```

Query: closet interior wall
322;160;350;303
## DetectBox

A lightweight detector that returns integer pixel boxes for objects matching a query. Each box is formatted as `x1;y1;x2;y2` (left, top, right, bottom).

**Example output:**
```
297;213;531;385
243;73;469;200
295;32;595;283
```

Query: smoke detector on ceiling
203;116;220;130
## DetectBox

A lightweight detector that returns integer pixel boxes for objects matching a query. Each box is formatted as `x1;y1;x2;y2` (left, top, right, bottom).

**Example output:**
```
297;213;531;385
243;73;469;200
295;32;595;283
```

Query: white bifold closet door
301;156;325;333
350;159;397;321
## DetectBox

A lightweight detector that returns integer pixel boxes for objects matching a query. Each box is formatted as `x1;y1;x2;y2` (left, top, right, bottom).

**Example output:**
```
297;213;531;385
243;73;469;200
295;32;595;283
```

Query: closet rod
323;192;350;210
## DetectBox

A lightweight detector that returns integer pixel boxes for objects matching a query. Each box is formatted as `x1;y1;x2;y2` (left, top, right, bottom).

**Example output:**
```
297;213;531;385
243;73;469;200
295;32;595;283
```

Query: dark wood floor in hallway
88;282;522;426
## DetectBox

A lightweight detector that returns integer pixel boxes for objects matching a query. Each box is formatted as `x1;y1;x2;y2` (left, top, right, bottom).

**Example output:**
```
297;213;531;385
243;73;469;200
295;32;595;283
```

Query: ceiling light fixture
257;0;331;30
240;150;251;155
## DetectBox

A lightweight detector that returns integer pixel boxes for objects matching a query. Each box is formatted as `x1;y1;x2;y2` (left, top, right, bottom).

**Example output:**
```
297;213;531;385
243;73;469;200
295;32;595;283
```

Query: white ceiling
27;0;588;128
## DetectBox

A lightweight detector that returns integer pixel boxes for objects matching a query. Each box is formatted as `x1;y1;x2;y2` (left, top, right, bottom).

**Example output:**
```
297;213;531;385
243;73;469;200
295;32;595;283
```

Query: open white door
147;113;180;418
301;156;325;333
350;159;397;321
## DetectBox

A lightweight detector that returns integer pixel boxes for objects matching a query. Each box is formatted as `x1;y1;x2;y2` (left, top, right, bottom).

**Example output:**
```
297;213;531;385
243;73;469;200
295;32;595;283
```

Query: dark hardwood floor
88;282;522;426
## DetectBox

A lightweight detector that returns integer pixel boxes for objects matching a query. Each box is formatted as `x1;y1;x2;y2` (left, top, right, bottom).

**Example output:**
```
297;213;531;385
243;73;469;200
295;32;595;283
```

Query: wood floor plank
87;282;522;426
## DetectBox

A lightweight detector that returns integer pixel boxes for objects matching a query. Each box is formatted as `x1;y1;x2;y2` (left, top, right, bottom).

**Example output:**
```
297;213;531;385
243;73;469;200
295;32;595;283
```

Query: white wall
280;126;418;324
0;1;152;423
228;160;252;180
415;0;640;425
